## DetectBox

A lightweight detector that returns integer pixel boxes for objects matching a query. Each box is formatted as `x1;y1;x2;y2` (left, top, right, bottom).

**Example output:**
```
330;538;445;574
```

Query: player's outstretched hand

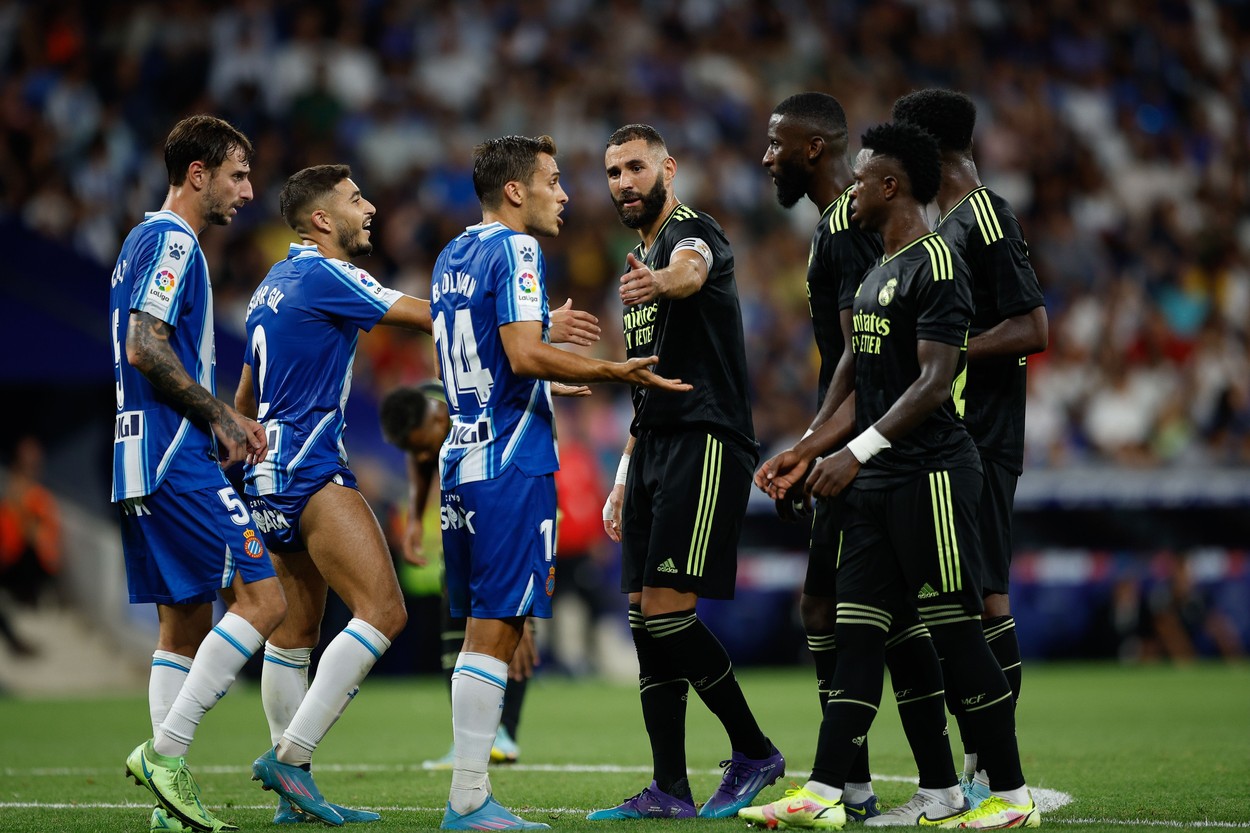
552;382;592;397
619;252;661;306
754;448;809;500
620;355;691;391
549;298;601;346
214;408;268;468
602;484;625;543
805;448;860;499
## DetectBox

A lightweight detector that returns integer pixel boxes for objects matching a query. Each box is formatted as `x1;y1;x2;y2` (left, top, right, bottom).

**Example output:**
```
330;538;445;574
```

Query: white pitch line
12;762;1247;827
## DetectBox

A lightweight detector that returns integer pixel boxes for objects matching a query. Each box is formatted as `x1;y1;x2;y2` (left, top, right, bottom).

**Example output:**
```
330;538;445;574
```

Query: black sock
810;608;887;788
630;604;689;796
930;618;1024;791
886;621;956;789
807;630;837;711
500;676;526;740
983;616;1022;706
645;609;769;760
809;629;871;783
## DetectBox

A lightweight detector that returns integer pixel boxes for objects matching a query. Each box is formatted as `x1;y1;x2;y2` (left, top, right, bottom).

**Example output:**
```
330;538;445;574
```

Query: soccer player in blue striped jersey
232;164;437;825
113;115;286;833
892;89;1048;807
433;134;690;831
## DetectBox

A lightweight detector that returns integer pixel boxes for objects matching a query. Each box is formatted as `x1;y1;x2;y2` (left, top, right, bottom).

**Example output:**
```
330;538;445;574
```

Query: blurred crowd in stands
3;0;1250;471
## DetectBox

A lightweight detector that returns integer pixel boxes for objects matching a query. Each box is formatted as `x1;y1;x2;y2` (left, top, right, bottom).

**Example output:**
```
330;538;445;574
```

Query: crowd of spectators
3;0;1250;470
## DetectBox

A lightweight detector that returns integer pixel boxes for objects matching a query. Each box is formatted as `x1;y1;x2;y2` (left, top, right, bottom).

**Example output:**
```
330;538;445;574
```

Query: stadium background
1;0;1248;687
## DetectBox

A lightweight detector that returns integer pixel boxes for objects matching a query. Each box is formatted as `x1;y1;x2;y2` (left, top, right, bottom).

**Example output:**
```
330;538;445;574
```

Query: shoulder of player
893;233;964;284
131;218;199;261
942;186;1025;247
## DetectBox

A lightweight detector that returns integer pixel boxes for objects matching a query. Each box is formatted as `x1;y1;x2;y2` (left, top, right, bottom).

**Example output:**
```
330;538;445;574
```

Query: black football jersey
935;187;1044;474
808;186;883;406
850;232;980;486
622;203;755;451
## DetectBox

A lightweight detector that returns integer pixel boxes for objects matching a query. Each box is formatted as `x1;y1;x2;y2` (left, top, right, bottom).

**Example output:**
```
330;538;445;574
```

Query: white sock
842;781;875;804
261;643;312;746
154;613;263;757
279;619;390;766
962;753;978;778
919;785;966;809
449;652;507;815
974;768;990;788
149;651;192;736
994;786;1031;807
804;780;843;803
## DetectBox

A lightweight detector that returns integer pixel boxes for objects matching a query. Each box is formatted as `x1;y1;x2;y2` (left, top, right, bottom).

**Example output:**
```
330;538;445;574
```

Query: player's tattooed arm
126;311;267;465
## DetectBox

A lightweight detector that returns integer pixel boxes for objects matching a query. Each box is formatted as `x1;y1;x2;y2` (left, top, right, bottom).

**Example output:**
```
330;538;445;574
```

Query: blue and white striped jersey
431;222;558;489
110;210;222;501
242;243;402;496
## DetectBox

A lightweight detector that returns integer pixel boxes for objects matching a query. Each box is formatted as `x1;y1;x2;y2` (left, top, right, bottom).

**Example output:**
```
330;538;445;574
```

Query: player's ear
310;207;333;234
504;180;525;208
808;135;825;162
187;160;207;190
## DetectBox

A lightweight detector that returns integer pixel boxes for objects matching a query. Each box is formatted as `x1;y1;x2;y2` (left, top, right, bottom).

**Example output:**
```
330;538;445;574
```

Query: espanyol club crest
242;528;266;559
545;566;556;596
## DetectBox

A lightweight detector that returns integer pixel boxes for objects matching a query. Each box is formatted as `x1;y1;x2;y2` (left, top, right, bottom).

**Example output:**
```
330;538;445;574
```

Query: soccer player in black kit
763;92;963;825
893;88;1048;806
747;121;1038;830
592;124;783;821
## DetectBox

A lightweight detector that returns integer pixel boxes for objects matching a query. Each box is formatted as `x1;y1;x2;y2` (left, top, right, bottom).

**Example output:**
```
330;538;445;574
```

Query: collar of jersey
880;231;941;265
934;185;988;228
639;203;688;261
143;209;196;237
287;242;320;259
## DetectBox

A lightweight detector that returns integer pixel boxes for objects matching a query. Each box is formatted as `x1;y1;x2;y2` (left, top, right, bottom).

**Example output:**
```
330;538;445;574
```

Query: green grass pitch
1;662;1247;831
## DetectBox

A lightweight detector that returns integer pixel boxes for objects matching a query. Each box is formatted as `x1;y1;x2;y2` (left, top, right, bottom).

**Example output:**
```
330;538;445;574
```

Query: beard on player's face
336;218;372;258
771;161;808;208
615;176;667;229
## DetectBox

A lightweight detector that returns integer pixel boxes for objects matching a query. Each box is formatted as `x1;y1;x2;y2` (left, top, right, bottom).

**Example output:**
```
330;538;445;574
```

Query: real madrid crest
877;277;898;307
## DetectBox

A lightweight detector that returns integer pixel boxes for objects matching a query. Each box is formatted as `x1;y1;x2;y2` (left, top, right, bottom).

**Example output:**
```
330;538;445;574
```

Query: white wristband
614;453;631;486
845;426;891;464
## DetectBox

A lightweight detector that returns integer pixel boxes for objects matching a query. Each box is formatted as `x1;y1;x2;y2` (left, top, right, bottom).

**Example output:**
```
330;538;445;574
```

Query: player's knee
800;593;837;633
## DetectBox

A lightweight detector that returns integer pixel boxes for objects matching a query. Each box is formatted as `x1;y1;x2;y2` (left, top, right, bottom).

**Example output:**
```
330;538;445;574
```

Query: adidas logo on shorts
657;558;679;574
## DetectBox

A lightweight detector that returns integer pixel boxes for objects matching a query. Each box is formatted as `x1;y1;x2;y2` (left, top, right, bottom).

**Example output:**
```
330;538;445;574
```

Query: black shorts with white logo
837;466;985;617
620;429;755;600
977;457;1019;597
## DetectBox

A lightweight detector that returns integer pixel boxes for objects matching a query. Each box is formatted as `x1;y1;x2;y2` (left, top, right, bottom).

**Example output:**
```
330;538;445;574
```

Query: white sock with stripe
154;612;263;757
148;651;192;735
261;643;313;746
449;652;507;815
278;619;390;766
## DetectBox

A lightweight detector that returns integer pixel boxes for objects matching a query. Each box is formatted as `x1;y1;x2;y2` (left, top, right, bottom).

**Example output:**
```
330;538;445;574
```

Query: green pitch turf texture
1;662;1246;831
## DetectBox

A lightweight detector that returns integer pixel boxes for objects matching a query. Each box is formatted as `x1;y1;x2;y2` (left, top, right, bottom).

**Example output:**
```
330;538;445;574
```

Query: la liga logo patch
154;270;177;293
242;528;266;559
518;272;538;295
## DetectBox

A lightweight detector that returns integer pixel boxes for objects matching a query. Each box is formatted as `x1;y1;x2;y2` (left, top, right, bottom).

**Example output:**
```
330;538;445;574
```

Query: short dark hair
279;164;352;234
606;123;668;154
891;89;976;154
379;386;433;448
164;115;253;186
472;135;557;209
861;121;942;205
773;92;848;143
